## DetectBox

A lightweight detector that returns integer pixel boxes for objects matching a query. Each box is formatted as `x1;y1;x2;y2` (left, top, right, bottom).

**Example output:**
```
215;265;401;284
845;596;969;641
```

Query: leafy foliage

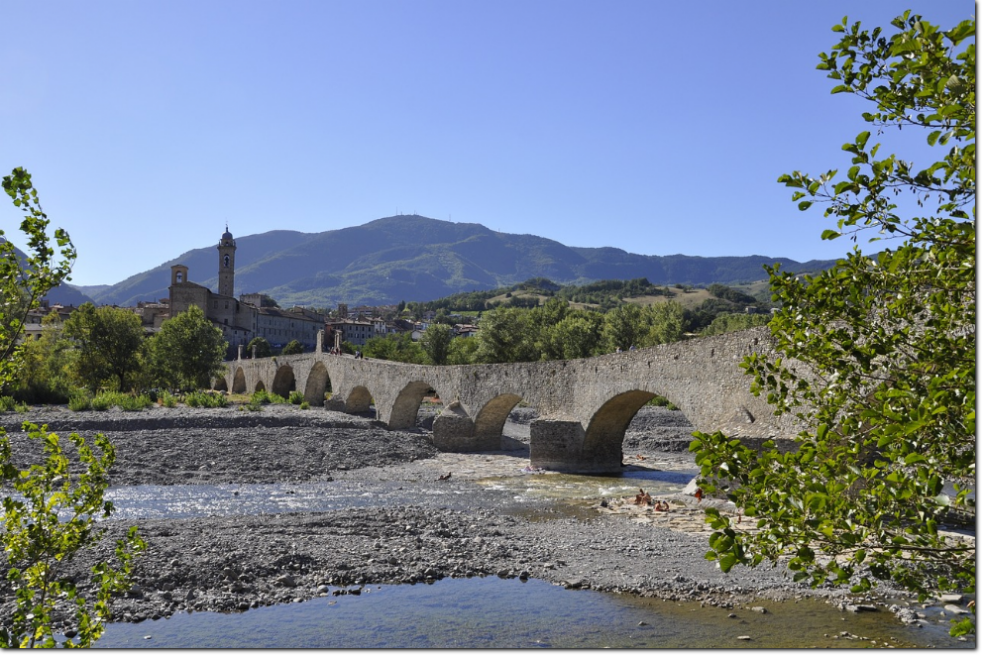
0;170;144;646
420;323;453;365
281;340;304;355
147;306;227;391
12;311;77;404
184;390;229;408
362;332;426;364
0;424;145;647
0;168;75;393
246;336;272;359
63;303;145;393
690;12;975;634
89;391;153;412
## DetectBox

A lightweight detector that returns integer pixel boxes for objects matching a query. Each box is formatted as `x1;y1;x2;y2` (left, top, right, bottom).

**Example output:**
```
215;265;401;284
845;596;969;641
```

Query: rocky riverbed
0;404;965;639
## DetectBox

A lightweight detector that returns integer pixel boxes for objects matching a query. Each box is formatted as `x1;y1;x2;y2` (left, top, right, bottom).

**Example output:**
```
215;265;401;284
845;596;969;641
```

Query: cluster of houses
23;227;480;359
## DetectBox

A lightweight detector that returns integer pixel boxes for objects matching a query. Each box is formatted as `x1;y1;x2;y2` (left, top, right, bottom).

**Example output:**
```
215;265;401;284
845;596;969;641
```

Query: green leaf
718;552;738;573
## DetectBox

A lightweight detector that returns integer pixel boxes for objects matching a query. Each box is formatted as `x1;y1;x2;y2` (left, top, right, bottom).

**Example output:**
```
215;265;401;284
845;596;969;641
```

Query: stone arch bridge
214;326;802;473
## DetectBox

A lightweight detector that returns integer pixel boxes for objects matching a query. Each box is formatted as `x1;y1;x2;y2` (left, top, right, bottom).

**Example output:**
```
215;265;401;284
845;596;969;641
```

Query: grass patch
184;391;229;408
68;390;92;412
0;396;29;413
90;392;153;412
647;395;679;411
250;390;288;406
289;390;304;405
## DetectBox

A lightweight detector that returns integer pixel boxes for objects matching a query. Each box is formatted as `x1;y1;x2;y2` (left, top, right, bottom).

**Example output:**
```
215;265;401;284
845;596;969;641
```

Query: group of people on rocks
631;488;671;511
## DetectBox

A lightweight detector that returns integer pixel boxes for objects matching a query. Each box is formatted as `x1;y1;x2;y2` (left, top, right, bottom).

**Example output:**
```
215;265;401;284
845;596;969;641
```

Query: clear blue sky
1;0;974;287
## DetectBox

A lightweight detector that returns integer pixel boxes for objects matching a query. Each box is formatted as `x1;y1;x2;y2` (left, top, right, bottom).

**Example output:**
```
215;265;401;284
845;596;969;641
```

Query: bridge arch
345;385;374;415
213;375;228;392
232;368;246;394
254;379;266;392
582;390;664;468
474;393;524;441
388;380;437;429
303;361;331;405
272;365;296;398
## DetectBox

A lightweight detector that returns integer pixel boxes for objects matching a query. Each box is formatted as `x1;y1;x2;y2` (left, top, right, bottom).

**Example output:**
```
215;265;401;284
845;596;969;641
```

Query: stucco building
168;227;324;356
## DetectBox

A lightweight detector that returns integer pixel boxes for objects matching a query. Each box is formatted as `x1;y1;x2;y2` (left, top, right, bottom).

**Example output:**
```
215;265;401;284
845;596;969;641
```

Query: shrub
0;423;145;647
0;396;28;413
289;391;304;405
251;390;287;405
90;394;112;411
184;391;228;409
89;392;152;412
159;391;178;408
68;390;92;412
299;401;310;410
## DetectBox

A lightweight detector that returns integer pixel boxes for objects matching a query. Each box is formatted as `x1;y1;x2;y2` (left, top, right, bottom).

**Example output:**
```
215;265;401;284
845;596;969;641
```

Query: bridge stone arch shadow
232;368;246;394
578;390;660;473
218;327;805;473
272;365;296;398
303;362;331;405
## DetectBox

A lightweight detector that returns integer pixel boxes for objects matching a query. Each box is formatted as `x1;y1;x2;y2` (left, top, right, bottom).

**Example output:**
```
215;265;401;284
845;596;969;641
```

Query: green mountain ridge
88;215;837;307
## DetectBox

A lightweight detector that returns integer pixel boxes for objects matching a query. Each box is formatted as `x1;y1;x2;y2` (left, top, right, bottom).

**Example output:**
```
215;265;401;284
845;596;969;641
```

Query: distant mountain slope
90;215;836;307
3;240;95;307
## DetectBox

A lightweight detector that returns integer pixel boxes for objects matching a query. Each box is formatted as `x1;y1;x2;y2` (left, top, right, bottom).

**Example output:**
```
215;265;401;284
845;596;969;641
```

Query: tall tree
63;302;144;393
602;303;644;352
246;336;272;359
640;301;685;346
690;12;975;635
542;310;603;360
148;306;227;391
474;307;537;363
420;323;453;365
14;310;76;403
281;339;304;355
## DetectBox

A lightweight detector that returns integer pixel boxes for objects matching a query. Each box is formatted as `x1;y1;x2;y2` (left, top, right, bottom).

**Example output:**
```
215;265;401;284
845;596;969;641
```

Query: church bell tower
217;225;236;297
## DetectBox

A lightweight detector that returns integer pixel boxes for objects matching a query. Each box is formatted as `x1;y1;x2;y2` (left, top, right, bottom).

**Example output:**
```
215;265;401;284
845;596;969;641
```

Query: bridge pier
324;397;347;412
432;410;499;452
529;419;622;474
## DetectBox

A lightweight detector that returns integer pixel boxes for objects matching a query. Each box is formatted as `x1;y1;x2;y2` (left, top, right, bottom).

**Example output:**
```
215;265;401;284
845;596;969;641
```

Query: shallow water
100;468;697;520
93;576;971;649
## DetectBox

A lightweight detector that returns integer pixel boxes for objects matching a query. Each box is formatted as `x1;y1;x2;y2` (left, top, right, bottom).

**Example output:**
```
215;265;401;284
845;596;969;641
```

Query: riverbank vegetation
0;167;144;647
690;12;975;637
